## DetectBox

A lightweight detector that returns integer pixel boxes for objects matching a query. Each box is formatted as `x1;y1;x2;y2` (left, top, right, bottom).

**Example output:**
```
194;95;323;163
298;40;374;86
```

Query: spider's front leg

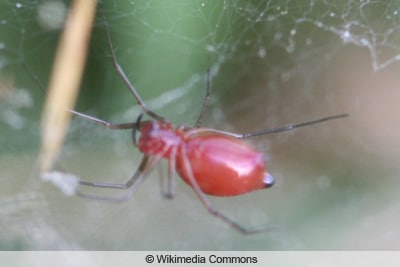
69;110;138;130
76;155;161;202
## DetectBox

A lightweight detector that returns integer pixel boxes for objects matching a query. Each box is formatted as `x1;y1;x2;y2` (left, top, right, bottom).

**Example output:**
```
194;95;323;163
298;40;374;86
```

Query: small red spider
68;21;348;234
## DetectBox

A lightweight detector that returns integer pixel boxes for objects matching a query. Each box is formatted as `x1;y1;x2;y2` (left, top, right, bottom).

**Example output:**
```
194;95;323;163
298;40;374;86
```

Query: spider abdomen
176;134;274;196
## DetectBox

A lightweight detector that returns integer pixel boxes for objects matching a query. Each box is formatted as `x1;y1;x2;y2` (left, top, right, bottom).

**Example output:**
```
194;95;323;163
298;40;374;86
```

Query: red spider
69;21;348;234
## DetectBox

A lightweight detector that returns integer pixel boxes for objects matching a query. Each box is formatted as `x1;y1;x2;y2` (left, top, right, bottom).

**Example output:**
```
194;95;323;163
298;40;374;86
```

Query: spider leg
71;110;149;145
70;110;138;130
162;148;177;199
78;155;150;189
186;114;349;139
76;155;161;202
179;147;267;234
158;155;176;199
103;19;164;122
194;69;211;128
238;113;349;139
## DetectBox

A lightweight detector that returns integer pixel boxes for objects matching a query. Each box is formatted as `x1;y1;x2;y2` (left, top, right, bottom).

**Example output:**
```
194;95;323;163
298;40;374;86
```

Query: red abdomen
176;134;269;196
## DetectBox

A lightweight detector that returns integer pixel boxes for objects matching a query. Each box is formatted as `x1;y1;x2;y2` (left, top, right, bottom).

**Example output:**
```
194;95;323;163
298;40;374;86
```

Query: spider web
1;0;400;250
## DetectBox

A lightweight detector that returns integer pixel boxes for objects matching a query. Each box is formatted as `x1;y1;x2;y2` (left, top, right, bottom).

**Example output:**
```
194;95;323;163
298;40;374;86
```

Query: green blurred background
1;0;400;250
